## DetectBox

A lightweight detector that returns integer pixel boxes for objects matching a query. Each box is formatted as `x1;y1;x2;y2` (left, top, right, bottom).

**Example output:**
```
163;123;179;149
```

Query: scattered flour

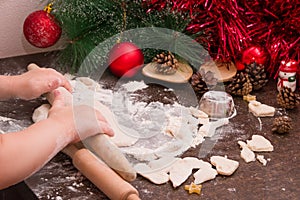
121;80;149;92
68;78;238;171
67;186;79;192
0;116;29;134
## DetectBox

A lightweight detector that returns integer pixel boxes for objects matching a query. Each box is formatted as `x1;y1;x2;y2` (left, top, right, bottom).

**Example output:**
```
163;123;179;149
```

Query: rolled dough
32;104;51;123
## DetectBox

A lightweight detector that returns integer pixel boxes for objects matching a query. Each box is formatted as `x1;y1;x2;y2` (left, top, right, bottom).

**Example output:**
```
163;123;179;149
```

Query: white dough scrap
193;166;218;184
248;101;275;117
210;156;239;176
190;134;205;148
246;135;274;152
238;141;256;163
198;118;229;137
256;155;268;166
188;106;209;125
164;116;182;137
134;163;169;185
190;107;209;119
198;117;210;126
237;141;247;148
240;146;256;163
169;157;210;187
182;157;212;169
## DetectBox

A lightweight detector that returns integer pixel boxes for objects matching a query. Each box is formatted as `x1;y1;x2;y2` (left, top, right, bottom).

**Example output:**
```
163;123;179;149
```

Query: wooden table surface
0;52;299;200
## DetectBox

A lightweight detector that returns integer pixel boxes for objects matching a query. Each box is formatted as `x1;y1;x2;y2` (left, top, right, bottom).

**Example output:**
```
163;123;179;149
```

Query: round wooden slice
200;61;237;82
142;62;193;83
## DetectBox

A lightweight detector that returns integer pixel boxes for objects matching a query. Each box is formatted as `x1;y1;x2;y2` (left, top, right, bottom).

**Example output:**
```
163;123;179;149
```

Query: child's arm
0;67;72;100
0;91;114;189
0;75;15;100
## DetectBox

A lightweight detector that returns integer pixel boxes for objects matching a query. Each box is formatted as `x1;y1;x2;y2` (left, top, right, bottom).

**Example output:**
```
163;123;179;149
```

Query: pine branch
50;0;195;73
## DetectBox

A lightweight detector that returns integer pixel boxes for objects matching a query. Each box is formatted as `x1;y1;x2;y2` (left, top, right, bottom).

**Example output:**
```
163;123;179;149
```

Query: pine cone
277;87;300;109
190;69;217;96
226;72;253;96
272;116;292;134
153;52;178;75
245;62;268;90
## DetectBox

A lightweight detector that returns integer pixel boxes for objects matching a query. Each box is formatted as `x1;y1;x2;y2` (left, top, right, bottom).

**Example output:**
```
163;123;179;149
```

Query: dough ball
32;104;51;123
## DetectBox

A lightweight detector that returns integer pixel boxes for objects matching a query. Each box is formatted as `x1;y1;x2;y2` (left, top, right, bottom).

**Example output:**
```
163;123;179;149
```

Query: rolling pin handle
126;193;141;200
72;148;139;200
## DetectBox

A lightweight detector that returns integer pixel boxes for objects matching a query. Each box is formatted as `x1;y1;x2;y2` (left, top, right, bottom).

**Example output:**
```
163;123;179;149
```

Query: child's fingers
60;78;73;93
47;76;73;93
92;109;114;136
95;110;114;137
73;105;114;137
51;89;66;108
97;121;114;137
94;109;109;123
47;78;61;91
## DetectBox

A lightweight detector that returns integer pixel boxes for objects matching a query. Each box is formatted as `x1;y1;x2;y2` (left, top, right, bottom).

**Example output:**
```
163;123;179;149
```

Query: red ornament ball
242;46;269;66
235;60;246;71
108;42;144;77
23;10;62;48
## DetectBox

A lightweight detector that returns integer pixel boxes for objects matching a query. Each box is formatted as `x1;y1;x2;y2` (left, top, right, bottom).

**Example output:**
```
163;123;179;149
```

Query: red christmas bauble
23;10;61;48
242;46;268;66
235;60;246;71
108;42;144;77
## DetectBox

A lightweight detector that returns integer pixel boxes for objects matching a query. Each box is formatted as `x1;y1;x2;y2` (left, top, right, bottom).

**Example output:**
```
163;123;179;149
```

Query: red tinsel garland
144;0;300;79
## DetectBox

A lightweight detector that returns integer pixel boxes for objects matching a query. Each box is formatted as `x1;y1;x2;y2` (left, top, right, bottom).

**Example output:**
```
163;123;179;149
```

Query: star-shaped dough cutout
184;182;202;194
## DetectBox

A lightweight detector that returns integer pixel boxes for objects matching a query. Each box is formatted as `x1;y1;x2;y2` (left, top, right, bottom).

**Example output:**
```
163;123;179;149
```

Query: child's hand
47;89;114;143
12;67;72;100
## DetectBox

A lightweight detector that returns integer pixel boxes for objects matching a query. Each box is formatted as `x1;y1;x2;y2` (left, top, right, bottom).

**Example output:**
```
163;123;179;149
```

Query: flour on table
62;77;233;186
0;116;15;122
72;77;211;151
0;116;29;134
121;80;148;92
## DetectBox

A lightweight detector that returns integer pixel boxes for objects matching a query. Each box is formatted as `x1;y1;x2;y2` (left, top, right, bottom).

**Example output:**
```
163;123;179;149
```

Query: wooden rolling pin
27;63;136;182
63;145;140;200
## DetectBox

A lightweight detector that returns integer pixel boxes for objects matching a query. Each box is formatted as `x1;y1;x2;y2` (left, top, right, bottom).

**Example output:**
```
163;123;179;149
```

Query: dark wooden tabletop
0;52;299;200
